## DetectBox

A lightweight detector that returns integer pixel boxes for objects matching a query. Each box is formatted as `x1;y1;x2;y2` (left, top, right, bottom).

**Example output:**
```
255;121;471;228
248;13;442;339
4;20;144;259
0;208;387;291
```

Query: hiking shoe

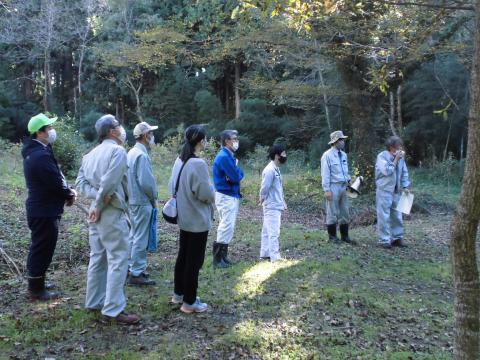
171;293;183;305
259;256;271;261
378;243;392;249
329;235;340;243
341;237;357;245
392;239;408;248
102;312;140;325
180;298;208;314
128;272;156;286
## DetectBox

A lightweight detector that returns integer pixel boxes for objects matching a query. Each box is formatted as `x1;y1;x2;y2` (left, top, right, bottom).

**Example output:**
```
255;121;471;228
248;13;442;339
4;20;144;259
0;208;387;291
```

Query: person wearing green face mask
320;130;356;245
22;113;77;301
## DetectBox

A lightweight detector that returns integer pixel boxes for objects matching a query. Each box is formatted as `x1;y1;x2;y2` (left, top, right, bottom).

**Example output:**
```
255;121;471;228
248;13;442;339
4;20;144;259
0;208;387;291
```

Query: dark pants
174;230;208;305
26;216;60;277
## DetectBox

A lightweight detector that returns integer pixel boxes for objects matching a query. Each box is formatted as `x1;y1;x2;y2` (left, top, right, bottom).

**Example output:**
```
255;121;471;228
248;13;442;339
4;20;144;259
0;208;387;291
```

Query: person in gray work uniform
320;130;355;245
127;121;158;286
76;114;140;325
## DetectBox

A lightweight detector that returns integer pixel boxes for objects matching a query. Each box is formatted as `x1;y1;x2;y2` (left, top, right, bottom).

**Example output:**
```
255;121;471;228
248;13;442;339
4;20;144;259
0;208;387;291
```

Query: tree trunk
234;60;241;119
318;67;332;132
397;85;403;134
225;73;230;114
389;90;398;136
450;2;480;359
43;50;49;112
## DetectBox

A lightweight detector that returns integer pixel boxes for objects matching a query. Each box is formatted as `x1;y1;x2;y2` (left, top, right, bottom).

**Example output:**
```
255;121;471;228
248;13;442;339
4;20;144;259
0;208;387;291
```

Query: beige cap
328;130;348;145
133;122;158;137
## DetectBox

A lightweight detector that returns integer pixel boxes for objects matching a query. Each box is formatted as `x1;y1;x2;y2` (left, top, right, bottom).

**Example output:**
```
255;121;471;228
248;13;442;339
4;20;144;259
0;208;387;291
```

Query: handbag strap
174;157;190;196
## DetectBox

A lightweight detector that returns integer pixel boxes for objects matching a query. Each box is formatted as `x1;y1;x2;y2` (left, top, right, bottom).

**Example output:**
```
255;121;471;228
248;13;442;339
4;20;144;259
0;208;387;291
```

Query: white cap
133;122;158;138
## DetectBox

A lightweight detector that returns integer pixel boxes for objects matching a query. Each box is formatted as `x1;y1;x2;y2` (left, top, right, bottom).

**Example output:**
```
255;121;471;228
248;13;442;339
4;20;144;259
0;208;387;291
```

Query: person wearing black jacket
22;113;76;301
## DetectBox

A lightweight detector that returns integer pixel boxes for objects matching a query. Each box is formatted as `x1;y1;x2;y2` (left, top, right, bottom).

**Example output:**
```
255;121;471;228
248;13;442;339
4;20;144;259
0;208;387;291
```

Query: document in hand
395;192;414;215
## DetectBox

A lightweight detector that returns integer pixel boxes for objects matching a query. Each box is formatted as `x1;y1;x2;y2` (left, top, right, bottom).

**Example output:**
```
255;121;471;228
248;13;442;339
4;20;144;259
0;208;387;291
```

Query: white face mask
118;126;127;144
47;129;57;143
232;140;239;152
148;134;155;145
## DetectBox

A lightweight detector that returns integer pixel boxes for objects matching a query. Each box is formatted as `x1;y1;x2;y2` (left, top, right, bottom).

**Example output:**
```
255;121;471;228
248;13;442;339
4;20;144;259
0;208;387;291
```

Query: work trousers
376;190;404;244
129;204;153;276
325;183;350;225
26;216;60;277
260;208;282;261
215;192;240;245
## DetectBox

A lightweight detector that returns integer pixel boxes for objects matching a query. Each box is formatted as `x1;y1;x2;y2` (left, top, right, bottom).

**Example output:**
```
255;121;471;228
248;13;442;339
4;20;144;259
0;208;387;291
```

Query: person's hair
97;114;119;143
385;136;403;150
220;129;238;146
31;125;48;139
268;144;285;160
180;125;206;162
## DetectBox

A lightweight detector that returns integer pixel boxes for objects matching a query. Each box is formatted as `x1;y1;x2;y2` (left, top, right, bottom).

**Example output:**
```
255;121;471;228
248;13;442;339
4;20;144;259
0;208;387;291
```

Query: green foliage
51;115;88;177
79;110;103;142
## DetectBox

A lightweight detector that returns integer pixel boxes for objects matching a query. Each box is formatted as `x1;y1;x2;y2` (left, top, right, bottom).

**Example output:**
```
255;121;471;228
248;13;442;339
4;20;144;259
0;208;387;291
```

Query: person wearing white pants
375;136;411;249
76;115;139;325
259;145;288;262
212;130;244;268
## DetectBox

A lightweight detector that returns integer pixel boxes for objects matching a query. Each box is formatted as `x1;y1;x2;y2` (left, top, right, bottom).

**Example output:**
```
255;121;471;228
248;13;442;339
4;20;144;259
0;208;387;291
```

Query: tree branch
377;0;474;11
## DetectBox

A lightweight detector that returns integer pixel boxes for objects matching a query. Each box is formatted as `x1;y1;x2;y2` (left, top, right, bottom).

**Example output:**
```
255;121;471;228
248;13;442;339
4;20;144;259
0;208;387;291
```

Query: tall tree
450;1;480;359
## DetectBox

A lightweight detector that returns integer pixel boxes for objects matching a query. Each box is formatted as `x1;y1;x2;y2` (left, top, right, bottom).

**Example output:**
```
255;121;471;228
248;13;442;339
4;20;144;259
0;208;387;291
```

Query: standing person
75;114;139;324
320;130;356;244
126;122;158;286
259;144;288;262
212;130;244;268
168;125;215;313
375;136;411;249
22;113;76;301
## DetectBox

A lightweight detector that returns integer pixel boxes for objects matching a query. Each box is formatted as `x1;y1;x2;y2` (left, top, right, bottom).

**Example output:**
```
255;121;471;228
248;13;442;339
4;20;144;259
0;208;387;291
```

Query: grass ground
0;143;466;359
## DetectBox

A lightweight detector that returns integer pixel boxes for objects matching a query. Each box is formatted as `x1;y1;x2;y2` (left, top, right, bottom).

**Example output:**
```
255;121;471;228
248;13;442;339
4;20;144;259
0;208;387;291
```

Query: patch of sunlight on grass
234;259;300;298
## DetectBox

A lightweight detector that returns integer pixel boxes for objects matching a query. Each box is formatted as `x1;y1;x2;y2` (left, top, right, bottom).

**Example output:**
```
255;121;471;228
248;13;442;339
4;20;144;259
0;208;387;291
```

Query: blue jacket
22;138;74;218
213;147;244;198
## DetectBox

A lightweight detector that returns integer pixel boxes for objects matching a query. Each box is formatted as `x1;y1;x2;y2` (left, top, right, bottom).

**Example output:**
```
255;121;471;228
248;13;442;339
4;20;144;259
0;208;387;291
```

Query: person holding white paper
375;136;411;249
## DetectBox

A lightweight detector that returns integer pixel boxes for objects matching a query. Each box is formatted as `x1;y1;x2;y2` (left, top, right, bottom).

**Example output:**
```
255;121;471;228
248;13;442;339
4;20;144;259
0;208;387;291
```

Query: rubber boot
340;224;357;245
28;276;61;301
221;244;232;265
327;224;340;243
212;242;229;269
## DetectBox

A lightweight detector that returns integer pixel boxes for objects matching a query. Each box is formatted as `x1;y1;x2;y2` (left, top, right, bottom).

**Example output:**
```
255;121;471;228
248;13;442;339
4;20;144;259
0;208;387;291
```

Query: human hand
152;200;157;208
104;194;112;205
88;208;101;223
324;191;333;201
395;150;405;160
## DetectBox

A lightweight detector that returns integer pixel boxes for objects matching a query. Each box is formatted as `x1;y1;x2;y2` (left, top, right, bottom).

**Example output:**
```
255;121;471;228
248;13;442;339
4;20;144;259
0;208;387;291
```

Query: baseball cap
28;113;57;134
133;122;158;138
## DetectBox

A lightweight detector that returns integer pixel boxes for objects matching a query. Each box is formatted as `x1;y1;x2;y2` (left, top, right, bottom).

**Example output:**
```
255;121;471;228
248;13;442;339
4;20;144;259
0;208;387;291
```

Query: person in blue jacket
22;113;76;301
212;130;244;268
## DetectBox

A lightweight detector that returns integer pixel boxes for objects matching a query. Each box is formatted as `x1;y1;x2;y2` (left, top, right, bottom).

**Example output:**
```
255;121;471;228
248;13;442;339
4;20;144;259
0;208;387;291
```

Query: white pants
128;204;153;276
215;192;240;245
260;208;282;261
376;190;403;244
85;206;130;317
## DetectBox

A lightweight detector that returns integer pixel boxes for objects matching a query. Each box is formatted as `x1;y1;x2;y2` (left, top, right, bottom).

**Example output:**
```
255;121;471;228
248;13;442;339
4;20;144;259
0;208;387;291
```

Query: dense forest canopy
0;0;474;164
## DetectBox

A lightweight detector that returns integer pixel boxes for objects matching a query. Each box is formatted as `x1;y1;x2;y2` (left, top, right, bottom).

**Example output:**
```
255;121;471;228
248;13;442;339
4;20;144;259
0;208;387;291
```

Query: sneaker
102;312;140;325
180;298;208;313
128;272;156;286
259;256;271;261
171;293;183;305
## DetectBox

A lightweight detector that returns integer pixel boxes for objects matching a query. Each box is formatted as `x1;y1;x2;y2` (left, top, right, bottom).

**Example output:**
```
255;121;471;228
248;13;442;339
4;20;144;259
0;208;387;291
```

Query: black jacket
22;138;74;218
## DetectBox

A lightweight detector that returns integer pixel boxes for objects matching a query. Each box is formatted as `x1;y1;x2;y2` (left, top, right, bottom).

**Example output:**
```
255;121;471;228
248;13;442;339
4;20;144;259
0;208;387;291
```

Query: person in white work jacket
127;122;158;286
259;144;288;262
375;136;411;249
320;130;355;244
75;115;140;325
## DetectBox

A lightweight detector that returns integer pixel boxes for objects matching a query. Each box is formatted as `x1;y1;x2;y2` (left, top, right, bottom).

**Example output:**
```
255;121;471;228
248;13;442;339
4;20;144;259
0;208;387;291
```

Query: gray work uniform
75;139;130;317
127;143;158;277
375;150;410;244
320;147;351;225
259;161;286;261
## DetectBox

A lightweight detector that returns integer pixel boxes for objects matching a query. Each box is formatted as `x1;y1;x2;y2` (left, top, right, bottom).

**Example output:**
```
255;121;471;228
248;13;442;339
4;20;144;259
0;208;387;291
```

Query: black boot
28;276;61;301
213;242;229;269
327;224;340;243
339;224;357;245
221;244;232;265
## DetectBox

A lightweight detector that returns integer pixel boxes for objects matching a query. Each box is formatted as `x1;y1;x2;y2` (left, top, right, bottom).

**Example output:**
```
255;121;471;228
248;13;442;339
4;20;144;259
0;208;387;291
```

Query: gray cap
95;114;119;137
133;121;158;138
